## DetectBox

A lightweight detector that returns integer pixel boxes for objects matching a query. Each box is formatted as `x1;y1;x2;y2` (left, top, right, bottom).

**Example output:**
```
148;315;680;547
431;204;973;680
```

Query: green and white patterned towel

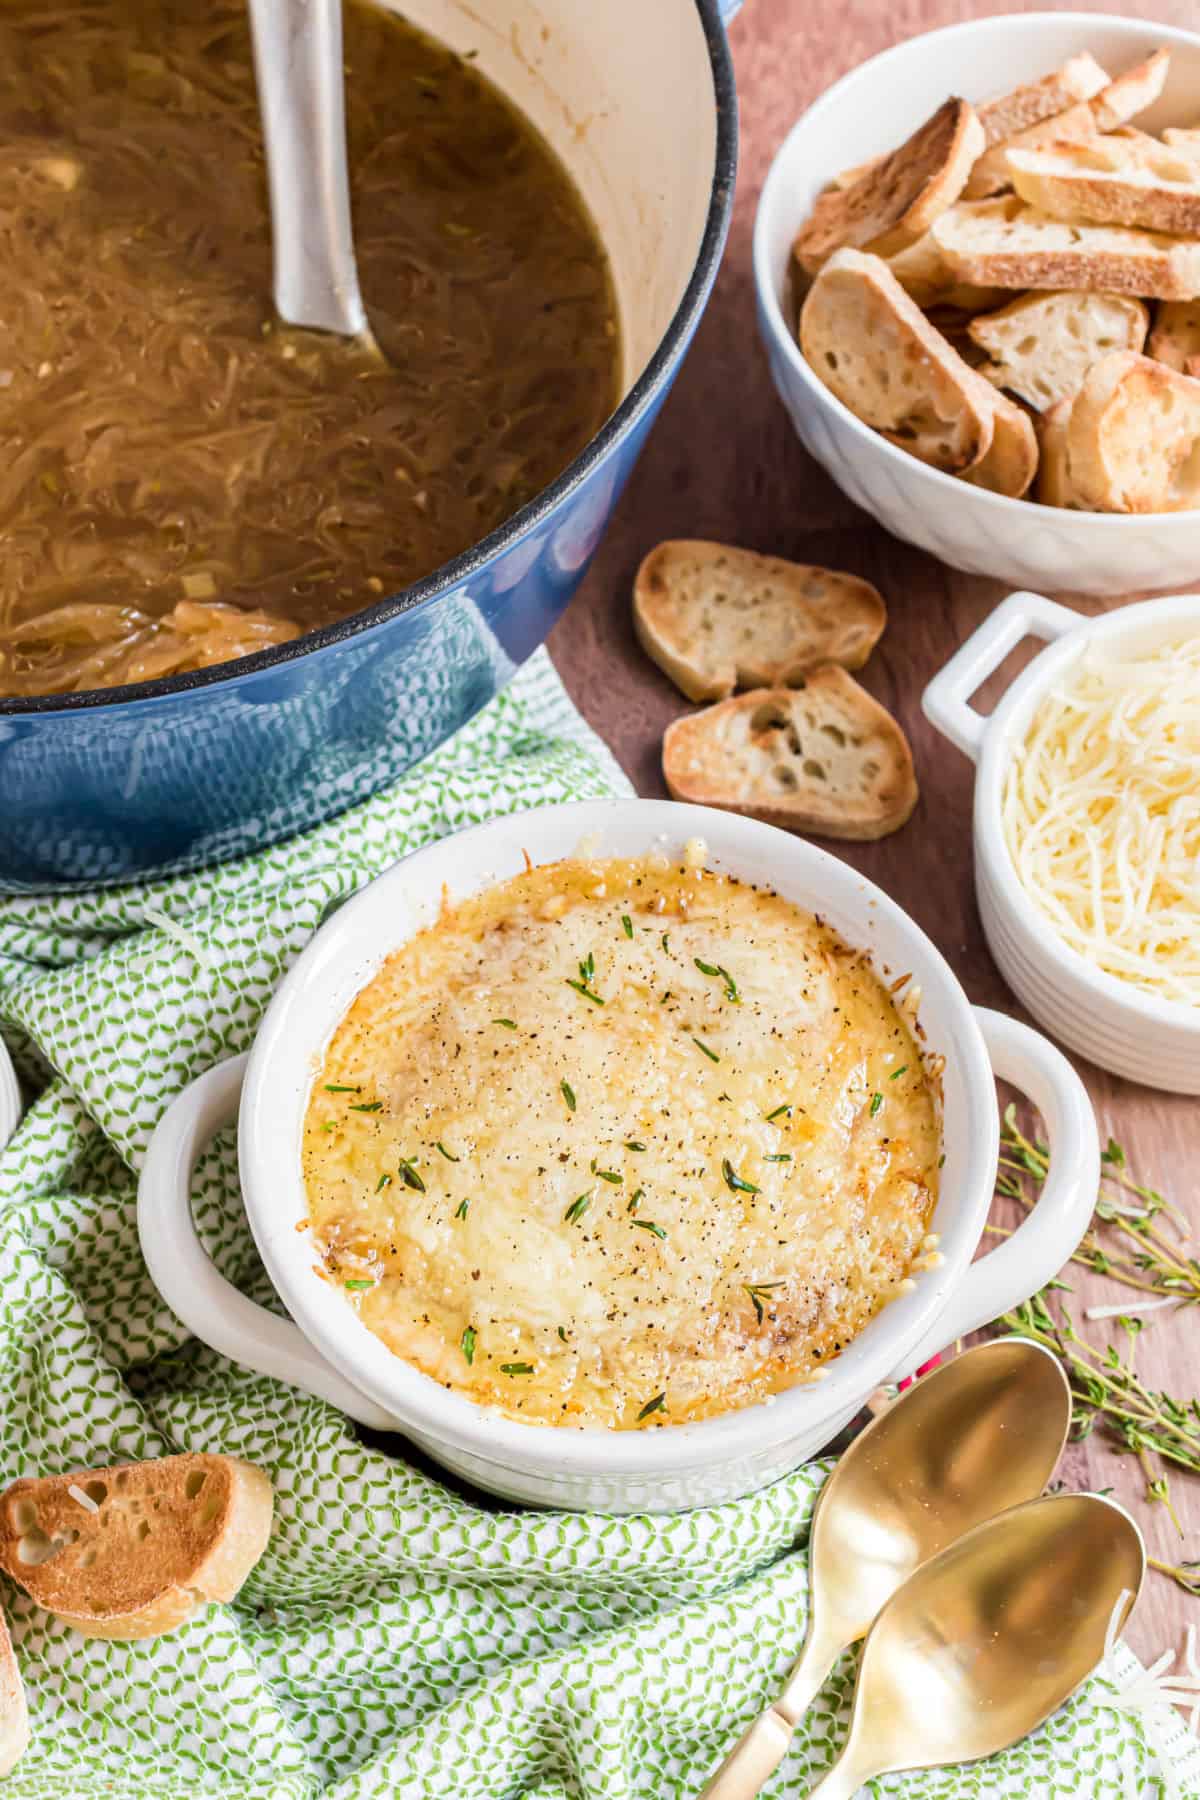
0;650;1195;1799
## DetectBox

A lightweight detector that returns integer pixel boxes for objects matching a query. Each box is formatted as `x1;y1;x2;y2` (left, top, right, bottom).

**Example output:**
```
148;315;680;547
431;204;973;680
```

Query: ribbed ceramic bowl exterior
923;590;1200;1094
753;13;1200;597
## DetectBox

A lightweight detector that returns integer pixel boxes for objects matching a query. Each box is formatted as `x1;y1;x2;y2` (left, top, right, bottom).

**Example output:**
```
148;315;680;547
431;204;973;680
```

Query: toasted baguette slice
795;98;984;274
1148;298;1200;376
1162;125;1200;158
885;231;1005;312
967;50;1171;198
968;289;1149;409
0;1454;274;1641
662;669;918;840
0;1611;28;1778
932;197;1200;299
800;248;997;473
632;542;885;703
960;388;1039;497
1035;395;1083;507
828;55;1110;194
1007;137;1200;235
1066;349;1200;511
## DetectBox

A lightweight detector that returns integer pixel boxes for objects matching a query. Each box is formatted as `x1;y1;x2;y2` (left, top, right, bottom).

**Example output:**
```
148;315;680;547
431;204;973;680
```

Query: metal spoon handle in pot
247;0;368;337
696;1625;842;1799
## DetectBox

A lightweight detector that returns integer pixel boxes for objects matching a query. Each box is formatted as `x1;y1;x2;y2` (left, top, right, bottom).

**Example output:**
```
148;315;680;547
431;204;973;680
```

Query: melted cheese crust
302;856;940;1429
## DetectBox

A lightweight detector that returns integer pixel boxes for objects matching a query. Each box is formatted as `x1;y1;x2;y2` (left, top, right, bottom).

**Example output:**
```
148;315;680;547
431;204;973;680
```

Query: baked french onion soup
302;851;941;1429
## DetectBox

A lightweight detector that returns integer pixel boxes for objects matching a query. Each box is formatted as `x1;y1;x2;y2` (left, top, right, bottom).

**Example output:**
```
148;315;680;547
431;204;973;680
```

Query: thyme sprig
566;952;605;1007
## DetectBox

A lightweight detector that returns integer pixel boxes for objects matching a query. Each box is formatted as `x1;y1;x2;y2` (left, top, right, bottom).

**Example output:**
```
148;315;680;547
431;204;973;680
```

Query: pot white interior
977;594;1200;1038
390;0;720;399
239;800;1001;1487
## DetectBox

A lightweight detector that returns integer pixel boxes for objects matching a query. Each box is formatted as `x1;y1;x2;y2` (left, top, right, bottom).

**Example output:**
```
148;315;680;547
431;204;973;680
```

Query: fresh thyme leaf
632;1220;667;1240
320;1121;335;1133
500;1362;534;1376
692;1036;720;1063
564;1191;592;1225
593;1167;622;1185
694;958;741;1003
694;957;720;977
436;1142;459;1161
324;1083;360;1093
627;1188;644;1215
889;1066;908;1080
661;932;670;953
493;1018;517;1030
744;1280;785;1323
343;1279;374;1291
765;1103;792;1122
398;1159;425;1192
765;1153;792;1163
454;1198;470;1220
557;1326;568;1343
560;1079;577;1112
349;1100;383;1113
637;1392;667;1421
624;1141;646;1152
722;1158;759;1195
869;1092;883;1117
375;1173;392;1192
621;915;633;938
566;978;604;1007
461;1326;476;1365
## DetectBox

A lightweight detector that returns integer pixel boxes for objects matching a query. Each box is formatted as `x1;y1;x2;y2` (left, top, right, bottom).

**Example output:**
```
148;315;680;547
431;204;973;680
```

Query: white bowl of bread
754;15;1200;595
924;589;1200;1092
137;799;1097;1513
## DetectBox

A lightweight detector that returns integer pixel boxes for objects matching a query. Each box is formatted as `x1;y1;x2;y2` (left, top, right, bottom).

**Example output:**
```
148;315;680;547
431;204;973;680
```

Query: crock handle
891;1007;1098;1377
921;590;1081;762
137;1055;397;1429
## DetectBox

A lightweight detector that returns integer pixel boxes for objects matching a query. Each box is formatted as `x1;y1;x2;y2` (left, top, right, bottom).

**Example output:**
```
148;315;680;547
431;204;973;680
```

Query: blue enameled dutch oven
0;0;740;889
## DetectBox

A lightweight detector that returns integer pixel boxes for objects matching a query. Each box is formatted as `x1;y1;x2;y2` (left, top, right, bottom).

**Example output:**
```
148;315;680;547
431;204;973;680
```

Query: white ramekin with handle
137;799;1098;1513
924;591;1200;1093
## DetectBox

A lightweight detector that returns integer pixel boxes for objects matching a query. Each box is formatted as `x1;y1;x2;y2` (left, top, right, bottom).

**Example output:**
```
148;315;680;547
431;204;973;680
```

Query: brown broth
0;0;620;695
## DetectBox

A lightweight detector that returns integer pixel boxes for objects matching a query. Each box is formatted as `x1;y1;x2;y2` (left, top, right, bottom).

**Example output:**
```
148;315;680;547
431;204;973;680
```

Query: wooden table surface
549;0;1198;1668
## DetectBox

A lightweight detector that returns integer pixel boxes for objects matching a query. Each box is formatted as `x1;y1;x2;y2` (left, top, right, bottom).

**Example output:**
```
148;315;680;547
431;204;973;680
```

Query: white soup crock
138;800;1098;1512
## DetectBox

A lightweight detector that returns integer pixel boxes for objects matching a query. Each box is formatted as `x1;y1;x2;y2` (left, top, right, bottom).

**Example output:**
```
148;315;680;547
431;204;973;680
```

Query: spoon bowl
699;1338;1071;1798
809;1492;1145;1798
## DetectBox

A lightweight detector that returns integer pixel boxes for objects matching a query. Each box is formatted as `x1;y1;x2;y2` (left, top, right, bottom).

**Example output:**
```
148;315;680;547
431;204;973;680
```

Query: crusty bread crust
633;542;886;703
662;668;918;841
0;1611;28;1779
1090;49;1171;133
1035;395;1082;507
961;389;1039;497
1066;349;1200;511
932;198;1200;299
1007;138;1200;236
0;1454;274;1642
795;98;985;274
800;248;998;473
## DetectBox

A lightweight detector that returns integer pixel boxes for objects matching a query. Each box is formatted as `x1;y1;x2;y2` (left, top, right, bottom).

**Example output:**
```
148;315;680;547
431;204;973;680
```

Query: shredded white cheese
142;902;216;971
67;1482;99;1515
1002;636;1200;1009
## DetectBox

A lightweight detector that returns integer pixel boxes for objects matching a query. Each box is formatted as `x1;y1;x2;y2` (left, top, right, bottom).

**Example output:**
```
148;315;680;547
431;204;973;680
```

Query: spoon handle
695;1706;794;1800
248;0;367;336
804;1754;875;1800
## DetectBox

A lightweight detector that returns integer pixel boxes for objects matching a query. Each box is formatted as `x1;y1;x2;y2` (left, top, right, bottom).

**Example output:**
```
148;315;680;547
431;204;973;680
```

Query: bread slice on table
1007;137;1200;236
966;50;1171;198
1148;298;1200;376
1064;349;1200;511
968;289;1150;409
1035;395;1083;507
662;668;918;840
828;56;1108;193
931;197;1200;299
794;98;984;274
0;1610;28;1778
633;542;886;703
960;388;1039;498
800;248;998;473
0;1454;274;1641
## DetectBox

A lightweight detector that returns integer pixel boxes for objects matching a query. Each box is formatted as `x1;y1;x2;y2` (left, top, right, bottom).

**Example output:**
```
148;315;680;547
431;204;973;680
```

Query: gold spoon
804;1492;1144;1798
698;1338;1071;1799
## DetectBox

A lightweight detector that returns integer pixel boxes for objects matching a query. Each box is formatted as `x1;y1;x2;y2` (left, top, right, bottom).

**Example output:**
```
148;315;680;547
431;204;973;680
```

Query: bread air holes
15;1521;80;1566
85;1480;107;1504
185;1470;207;1500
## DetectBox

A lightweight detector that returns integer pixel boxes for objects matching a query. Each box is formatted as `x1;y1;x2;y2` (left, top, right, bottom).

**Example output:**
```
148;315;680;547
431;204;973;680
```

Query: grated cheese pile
1002;635;1200;1009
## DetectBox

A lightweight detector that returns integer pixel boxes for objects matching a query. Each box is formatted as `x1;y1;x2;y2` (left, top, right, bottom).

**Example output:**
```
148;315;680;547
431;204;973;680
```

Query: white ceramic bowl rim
977;592;1200;1032
238;799;1002;1478
753;9;1200;526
